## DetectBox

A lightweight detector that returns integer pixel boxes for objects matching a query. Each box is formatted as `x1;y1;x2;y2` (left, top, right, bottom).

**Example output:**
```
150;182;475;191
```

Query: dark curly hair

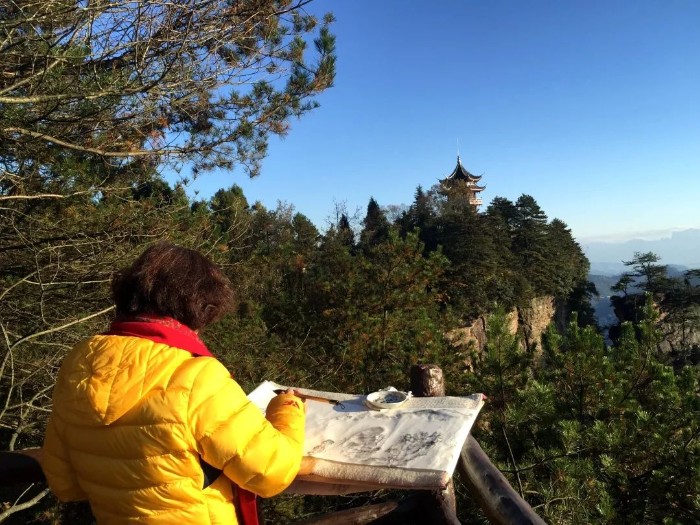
111;242;234;330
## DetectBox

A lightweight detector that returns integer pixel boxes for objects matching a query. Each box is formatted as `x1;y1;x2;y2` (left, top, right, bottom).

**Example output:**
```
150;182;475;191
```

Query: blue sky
181;0;700;242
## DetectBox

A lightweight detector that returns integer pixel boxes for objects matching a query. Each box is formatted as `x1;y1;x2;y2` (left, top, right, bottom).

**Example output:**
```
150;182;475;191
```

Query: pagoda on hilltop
440;156;485;209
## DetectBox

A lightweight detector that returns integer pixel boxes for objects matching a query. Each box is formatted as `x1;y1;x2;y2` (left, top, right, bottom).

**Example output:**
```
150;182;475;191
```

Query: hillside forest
1;2;698;524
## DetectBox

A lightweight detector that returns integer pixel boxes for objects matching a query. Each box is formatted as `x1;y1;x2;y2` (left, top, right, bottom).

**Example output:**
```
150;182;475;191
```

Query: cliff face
447;296;700;364
659;306;700;359
519;296;559;350
611;296;700;361
447;296;558;353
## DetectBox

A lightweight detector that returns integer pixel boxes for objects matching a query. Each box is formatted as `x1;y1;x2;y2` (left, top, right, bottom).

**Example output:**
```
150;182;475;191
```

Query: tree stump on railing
409;364;460;525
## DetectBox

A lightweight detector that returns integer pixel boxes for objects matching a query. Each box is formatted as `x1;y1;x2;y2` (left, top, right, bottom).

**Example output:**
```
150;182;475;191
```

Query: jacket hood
56;335;191;426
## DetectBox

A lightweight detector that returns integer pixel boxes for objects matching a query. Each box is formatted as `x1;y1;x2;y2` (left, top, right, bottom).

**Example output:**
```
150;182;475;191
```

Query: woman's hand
298;456;315;476
279;388;306;410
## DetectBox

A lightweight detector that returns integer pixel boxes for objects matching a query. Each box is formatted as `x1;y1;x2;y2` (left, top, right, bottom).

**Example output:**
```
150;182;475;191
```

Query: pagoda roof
442;156;483;184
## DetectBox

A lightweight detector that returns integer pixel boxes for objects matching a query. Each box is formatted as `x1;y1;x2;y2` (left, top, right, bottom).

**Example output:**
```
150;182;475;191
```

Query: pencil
273;389;345;408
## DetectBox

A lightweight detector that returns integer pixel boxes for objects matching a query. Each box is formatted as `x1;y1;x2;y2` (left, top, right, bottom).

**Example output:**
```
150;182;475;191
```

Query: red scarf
106;314;213;356
105;314;259;525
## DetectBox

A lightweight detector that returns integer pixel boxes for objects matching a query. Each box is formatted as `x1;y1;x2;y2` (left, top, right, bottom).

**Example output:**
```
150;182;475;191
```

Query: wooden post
409;364;546;525
409;364;460;525
410;363;445;397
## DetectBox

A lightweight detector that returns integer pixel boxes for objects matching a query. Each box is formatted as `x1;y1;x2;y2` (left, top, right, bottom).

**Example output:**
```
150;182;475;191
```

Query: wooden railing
0;449;45;485
0;365;545;525
292;365;545;525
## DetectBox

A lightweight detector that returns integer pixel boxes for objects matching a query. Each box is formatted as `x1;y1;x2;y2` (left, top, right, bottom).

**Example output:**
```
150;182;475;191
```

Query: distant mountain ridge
580;228;700;274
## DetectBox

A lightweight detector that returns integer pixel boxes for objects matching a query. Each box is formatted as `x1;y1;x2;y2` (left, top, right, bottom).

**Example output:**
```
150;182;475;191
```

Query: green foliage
398;189;592;320
1;8;696;521
398;185;438;252
2;170;698;524
463;297;700;524
343;231;452;390
209;185;251;241
662;270;700;360
358;197;391;252
610;253;700;351
0;0;336;178
623;252;670;294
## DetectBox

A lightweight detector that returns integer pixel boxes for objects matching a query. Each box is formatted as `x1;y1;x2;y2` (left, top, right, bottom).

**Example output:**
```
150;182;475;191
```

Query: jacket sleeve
189;359;305;498
42;414;87;502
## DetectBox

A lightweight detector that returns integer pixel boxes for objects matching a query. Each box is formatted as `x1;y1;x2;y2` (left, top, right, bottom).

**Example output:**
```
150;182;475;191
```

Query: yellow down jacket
42;334;305;524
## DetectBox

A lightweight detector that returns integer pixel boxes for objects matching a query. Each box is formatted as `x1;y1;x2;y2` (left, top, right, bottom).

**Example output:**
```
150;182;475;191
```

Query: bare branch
0;488;50;523
10;306;115;351
3;127;177;158
0;191;94;201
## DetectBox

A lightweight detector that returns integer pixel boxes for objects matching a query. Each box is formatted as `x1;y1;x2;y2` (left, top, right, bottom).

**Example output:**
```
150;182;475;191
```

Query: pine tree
455;290;700;525
610;252;671;343
358;197;390;252
662;269;700;362
209;185;251;247
433;197;501;318
1;1;336;179
511;195;551;296
336;213;355;250
348;230;451;390
398;185;438;252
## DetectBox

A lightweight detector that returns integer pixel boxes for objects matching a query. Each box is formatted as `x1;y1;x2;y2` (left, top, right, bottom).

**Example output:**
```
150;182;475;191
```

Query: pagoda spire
440;155;486;209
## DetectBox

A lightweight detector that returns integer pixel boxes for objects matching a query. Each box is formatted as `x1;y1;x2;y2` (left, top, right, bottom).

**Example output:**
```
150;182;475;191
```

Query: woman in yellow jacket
42;242;305;525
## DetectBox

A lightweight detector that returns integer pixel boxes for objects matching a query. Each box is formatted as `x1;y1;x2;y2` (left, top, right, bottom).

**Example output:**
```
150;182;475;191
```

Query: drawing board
248;381;485;494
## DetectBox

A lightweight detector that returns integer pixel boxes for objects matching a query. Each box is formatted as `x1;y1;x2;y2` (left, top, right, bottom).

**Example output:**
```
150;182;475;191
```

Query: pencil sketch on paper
303;406;466;470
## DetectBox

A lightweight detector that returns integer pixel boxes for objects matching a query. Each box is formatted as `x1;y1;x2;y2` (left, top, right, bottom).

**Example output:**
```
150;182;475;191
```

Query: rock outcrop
447;296;558;353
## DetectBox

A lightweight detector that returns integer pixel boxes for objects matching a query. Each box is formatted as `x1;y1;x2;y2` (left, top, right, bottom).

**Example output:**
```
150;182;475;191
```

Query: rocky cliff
447;296;560;353
448;295;700;367
659;306;700;364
